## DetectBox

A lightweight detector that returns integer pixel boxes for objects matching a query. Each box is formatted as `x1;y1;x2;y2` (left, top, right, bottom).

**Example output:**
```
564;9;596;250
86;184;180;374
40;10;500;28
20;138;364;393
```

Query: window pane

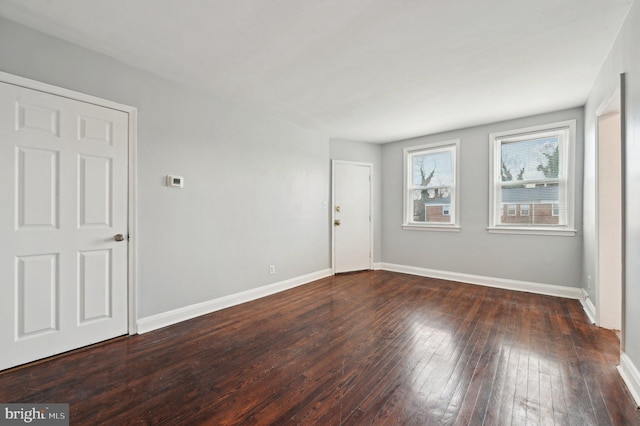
489;120;574;232
411;188;453;223
404;140;459;229
412;150;454;187
501;137;559;182
500;183;561;225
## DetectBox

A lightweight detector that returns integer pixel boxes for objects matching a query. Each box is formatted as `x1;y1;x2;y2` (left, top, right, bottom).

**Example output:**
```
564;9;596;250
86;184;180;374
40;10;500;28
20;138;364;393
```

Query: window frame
520;204;530;217
488;120;576;236
403;139;460;232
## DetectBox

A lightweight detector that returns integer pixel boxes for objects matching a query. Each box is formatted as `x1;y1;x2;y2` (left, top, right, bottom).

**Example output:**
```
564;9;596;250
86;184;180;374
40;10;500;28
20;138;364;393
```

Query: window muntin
489;120;576;235
403;140;459;230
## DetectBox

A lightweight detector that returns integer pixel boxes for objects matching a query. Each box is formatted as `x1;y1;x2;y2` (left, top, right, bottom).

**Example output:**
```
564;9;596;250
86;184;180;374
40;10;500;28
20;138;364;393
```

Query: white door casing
0;78;132;371
332;161;373;273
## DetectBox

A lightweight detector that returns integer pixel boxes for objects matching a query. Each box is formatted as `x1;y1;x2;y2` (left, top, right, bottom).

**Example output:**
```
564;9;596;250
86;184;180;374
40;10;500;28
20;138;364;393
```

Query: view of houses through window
412;153;453;223
403;121;574;234
489;120;575;233
404;140;459;229
498;135;562;225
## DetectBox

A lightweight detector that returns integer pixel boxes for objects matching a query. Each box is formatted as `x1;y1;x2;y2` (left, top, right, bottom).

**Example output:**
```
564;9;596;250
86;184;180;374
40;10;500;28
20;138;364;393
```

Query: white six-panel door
0;81;129;370
332;161;373;273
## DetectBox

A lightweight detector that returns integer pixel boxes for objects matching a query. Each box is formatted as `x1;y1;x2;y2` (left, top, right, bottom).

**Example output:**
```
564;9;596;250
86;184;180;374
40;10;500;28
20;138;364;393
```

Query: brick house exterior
500;185;559;225
415;193;452;223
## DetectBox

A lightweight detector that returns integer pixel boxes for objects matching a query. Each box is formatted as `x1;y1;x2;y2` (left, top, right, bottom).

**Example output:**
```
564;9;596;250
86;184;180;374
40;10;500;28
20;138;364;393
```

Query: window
403;140;460;231
488;120;576;235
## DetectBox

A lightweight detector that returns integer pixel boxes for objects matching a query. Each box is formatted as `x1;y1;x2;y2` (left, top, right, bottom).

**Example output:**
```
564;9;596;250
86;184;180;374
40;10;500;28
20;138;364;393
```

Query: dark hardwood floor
1;271;639;425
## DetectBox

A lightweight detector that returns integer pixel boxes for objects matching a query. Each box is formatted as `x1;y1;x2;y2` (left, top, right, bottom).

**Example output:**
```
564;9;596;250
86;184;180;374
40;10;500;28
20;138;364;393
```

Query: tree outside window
403;140;460;231
489;120;576;235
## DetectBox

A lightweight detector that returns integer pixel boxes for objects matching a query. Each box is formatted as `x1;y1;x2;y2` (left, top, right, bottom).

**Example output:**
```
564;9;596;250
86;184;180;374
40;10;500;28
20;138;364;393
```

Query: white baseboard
378;262;582;299
618;352;640;407
136;268;333;333
137;264;582;333
580;288;597;324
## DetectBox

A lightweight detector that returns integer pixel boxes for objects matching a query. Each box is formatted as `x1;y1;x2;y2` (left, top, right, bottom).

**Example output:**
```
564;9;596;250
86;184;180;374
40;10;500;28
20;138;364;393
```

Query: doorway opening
596;87;622;332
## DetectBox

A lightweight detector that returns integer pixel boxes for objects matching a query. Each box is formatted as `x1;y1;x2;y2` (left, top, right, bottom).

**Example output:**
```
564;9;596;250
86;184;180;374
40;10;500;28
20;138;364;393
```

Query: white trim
331;160;374;274
379;263;581;299
137;268;332;334
487;226;577;236
0;71;139;335
618;352;640;408
0;70;134;112
596;87;622;116
372;262;383;270
580;288;597;324
402;224;461;232
127;109;139;334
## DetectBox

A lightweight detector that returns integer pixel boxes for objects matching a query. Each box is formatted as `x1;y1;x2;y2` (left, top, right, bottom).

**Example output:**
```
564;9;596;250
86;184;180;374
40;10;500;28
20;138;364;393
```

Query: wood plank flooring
1;271;639;425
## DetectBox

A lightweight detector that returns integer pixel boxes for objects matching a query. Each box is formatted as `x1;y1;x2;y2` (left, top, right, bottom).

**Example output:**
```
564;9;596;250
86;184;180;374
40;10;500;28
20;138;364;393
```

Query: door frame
0;70;139;334
594;78;624;334
331;160;373;274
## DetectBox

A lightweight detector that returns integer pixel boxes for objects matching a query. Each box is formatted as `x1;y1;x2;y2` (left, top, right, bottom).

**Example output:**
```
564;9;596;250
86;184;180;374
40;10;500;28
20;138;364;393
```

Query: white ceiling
0;0;633;143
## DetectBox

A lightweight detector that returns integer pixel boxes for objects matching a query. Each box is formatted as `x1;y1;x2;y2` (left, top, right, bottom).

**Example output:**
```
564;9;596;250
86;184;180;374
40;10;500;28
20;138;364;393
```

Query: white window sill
402;224;461;232
487;226;577;236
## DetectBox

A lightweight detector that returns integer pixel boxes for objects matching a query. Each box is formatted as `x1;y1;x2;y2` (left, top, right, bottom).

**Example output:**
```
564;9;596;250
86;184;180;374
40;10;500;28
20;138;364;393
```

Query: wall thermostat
166;175;184;188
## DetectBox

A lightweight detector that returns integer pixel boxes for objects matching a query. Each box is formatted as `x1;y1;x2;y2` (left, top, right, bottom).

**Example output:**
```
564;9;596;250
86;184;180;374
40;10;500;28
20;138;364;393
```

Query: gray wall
583;0;640;365
382;108;584;287
329;139;383;263
0;17;330;318
5;7;639;374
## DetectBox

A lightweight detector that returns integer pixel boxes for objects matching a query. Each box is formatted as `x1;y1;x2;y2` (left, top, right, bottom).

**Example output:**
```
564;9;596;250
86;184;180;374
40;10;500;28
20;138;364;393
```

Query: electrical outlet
269;265;276;275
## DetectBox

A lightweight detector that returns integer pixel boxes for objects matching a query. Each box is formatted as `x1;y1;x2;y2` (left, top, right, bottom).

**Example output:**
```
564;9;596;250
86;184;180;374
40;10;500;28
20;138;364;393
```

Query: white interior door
333;161;372;273
0;81;129;370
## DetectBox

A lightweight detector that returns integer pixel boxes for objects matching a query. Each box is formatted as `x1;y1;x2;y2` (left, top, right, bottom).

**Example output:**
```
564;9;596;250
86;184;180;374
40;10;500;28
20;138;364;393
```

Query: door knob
114;234;125;242
334;219;341;226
